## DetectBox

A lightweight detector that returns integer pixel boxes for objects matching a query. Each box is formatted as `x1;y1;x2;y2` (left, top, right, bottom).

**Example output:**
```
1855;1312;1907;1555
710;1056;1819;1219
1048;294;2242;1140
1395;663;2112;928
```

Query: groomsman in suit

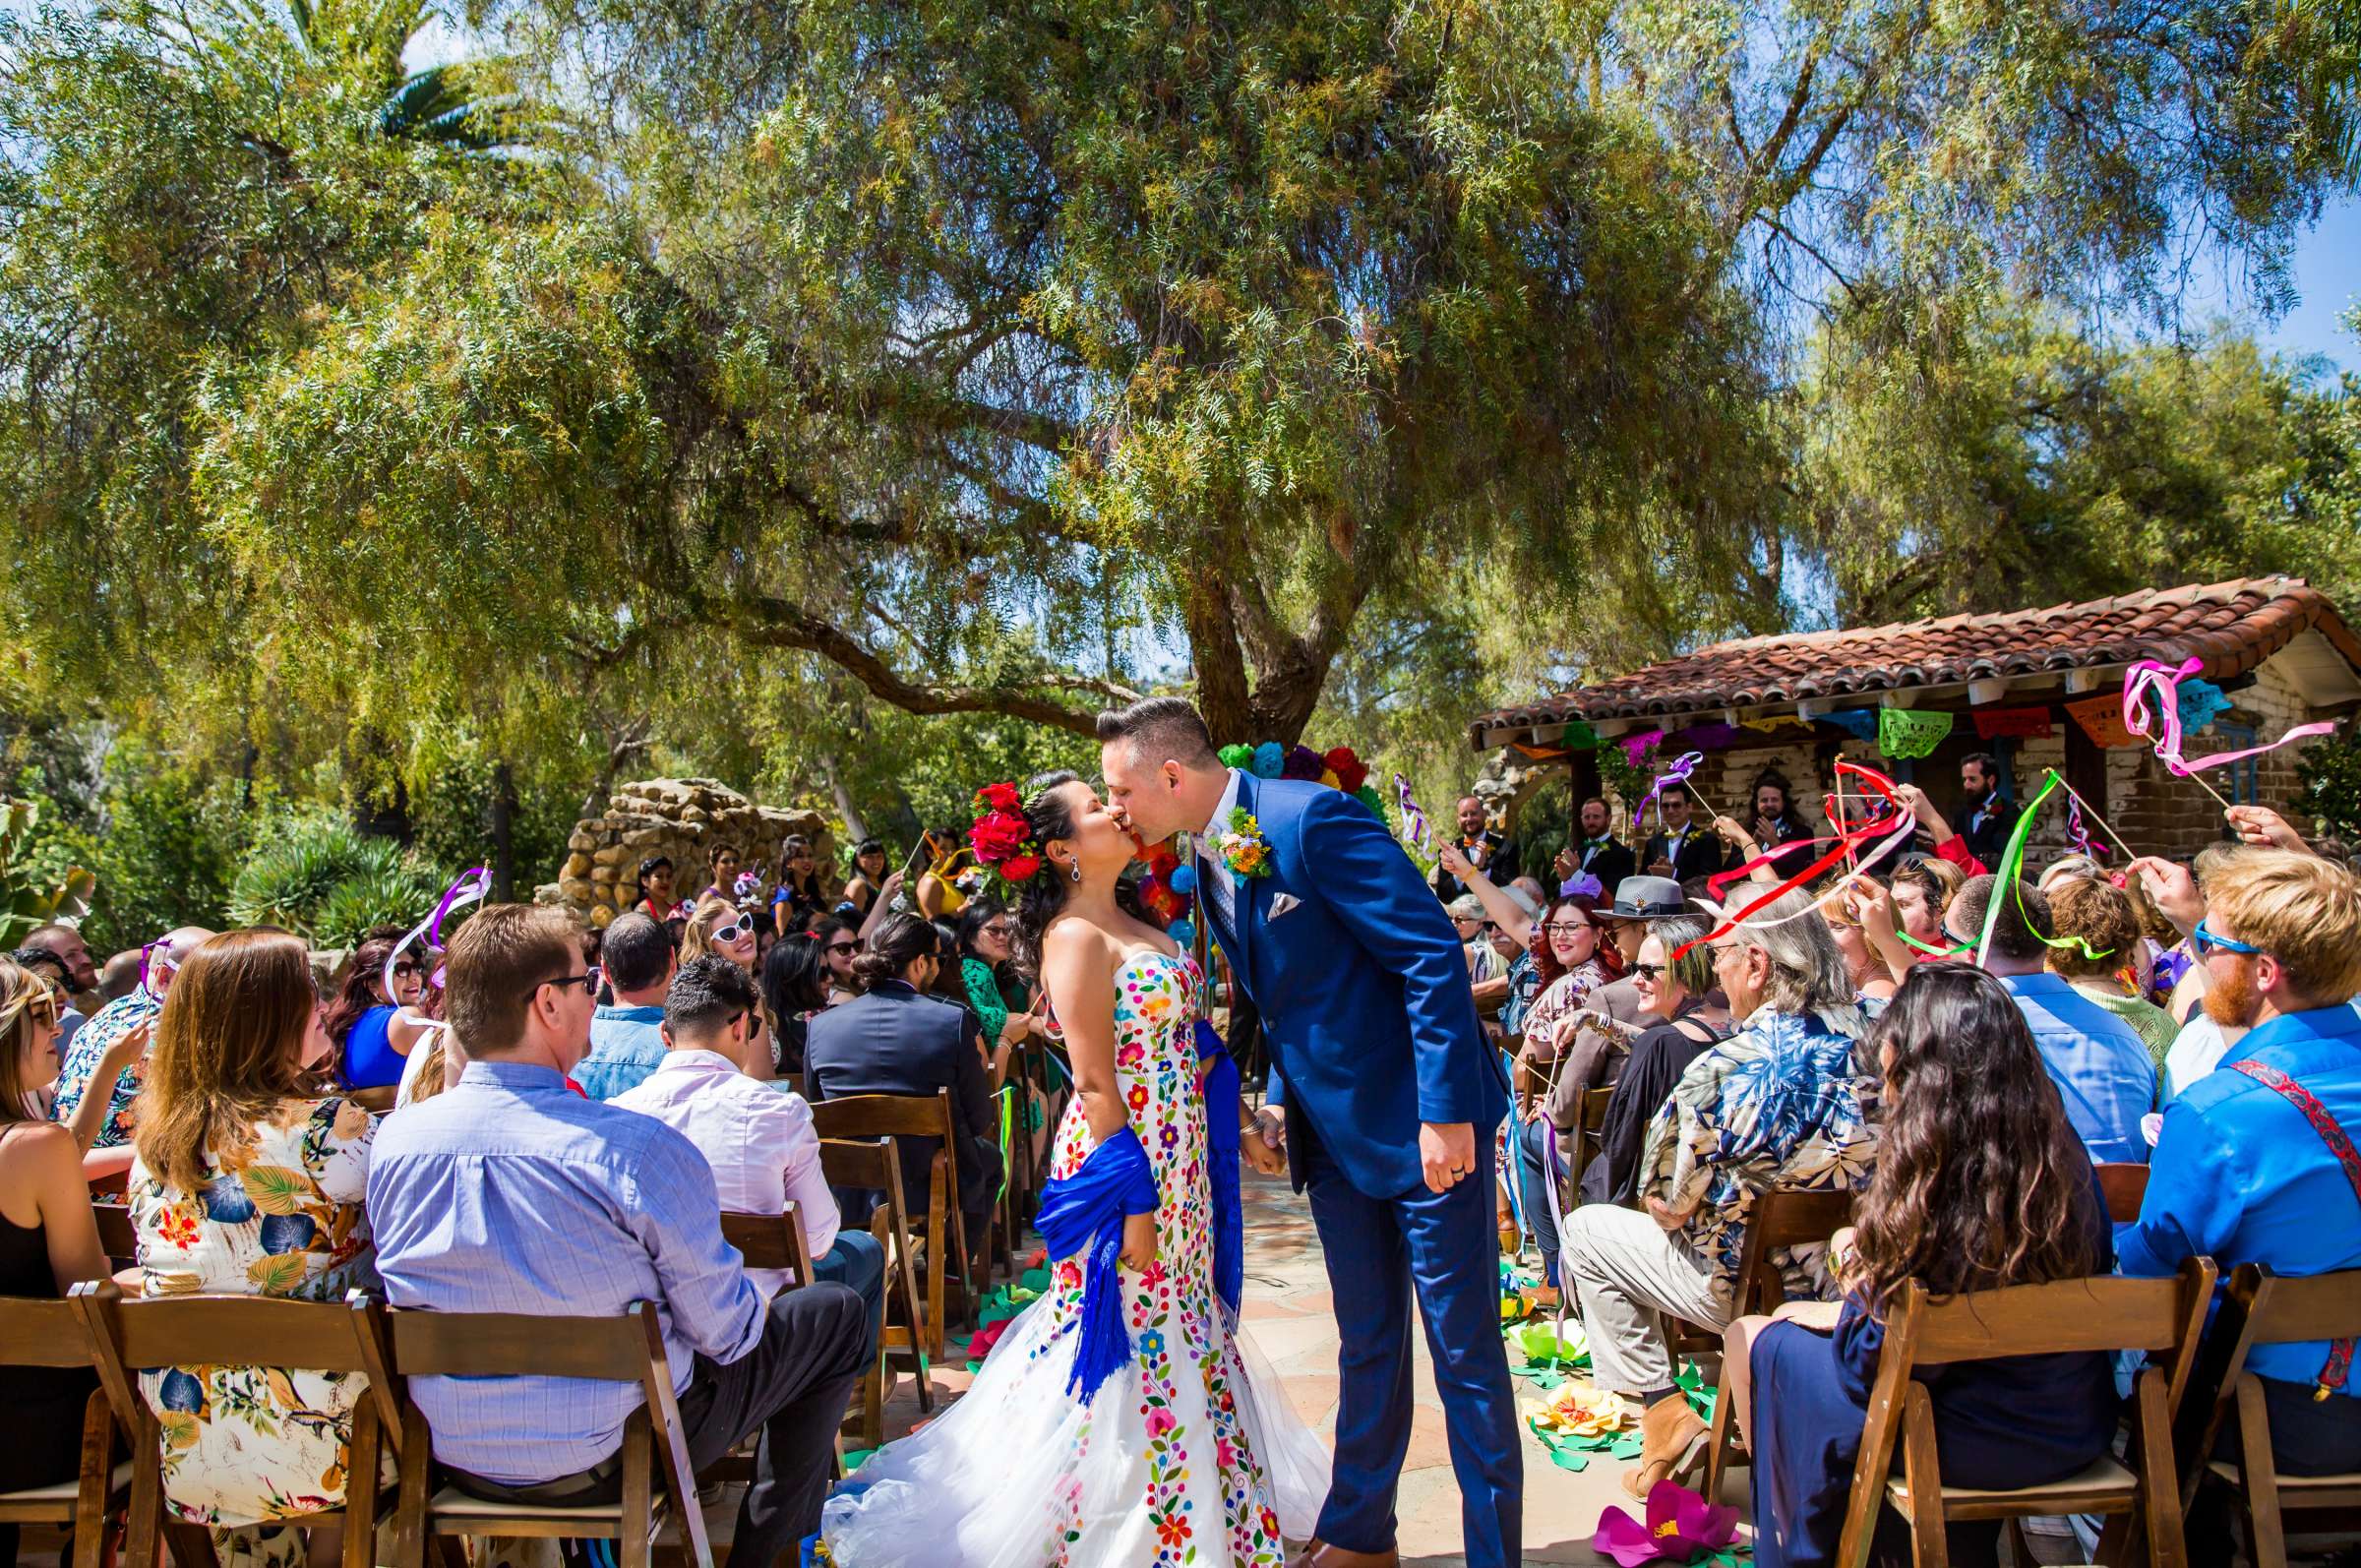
1559;797;1636;892
1639;792;1725;883
1430;796;1521;902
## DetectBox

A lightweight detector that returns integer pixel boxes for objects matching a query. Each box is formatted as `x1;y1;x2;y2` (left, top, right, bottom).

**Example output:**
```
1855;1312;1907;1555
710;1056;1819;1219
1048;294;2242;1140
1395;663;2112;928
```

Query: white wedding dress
819;949;1331;1566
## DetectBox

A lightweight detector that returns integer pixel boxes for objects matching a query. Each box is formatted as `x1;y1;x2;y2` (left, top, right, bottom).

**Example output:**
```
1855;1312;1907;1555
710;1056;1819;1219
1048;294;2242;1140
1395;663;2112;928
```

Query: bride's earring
1067;858;1083;884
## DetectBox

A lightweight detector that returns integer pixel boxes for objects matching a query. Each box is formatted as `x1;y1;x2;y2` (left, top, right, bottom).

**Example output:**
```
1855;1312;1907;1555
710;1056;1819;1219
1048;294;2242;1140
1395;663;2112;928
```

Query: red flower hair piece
969;783;1045;884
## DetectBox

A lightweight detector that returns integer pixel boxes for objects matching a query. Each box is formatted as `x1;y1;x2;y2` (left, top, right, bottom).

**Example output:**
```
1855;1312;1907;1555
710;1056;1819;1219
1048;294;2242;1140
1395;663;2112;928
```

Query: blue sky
2226;195;2361;372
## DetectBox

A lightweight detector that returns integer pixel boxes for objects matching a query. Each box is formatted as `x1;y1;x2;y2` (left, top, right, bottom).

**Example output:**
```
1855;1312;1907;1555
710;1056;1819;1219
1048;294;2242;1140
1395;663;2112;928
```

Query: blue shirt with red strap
2119;1001;2361;1396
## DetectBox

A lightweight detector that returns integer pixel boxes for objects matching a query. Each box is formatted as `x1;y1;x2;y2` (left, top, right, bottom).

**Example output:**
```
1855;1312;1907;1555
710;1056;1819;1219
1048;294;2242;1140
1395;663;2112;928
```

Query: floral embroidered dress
129;1097;382;1526
821;949;1329;1567
1635;1005;1878;1302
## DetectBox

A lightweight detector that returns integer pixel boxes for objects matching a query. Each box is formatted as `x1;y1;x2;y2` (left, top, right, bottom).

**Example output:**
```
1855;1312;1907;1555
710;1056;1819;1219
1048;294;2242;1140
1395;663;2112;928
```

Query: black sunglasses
526;965;600;1002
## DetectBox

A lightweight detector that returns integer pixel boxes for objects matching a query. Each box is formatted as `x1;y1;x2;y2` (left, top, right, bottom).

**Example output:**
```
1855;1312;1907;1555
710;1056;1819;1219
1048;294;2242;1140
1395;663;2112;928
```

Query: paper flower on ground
1592;1481;1742;1567
1536;1380;1627;1439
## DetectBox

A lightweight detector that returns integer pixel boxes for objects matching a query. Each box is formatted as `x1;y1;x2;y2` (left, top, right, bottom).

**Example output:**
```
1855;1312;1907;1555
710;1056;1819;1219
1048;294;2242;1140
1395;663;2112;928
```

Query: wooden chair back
344;1085;399;1115
72;1283;402;1568
91;1202;137;1269
2178;1263;2361;1568
383;1299;710;1568
1835;1255;2216;1568
819;1137;937;1387
720;1202;816;1288
1702;1187;1855;1496
812;1090;970;1333
0;1293;121;1564
2095;1161;2151;1224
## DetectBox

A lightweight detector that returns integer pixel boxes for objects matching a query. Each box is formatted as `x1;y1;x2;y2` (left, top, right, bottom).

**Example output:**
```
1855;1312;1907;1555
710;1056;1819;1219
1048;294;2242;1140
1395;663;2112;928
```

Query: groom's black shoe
1288;1542;1400;1568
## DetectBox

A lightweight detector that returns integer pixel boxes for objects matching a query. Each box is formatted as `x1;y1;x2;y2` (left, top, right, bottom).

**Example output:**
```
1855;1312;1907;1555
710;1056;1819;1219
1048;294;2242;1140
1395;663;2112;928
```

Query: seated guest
614;957;886;1343
1501;892;1617;1302
684;895;760;976
21;923;97;1052
761;933;830;1085
2120;849;2361;1492
1948;874;2155;1163
50;926;213;1167
99;949;143;1005
1641;791;1725;883
1544;879;1670;1110
1580;917;1730;1207
1821;883;1899;1002
368;904;870;1561
1560;888;1874;1496
322;925;434;1091
955;899;1035;1054
0;956;107;1568
1731;964;2114;1568
842;838;890;918
127;931;382;1538
573;913;677;1101
1430;795;1520;901
2044;875;2177;1068
805;913;1002;1249
771;836;828;932
633;855;678;921
812;915;864;1004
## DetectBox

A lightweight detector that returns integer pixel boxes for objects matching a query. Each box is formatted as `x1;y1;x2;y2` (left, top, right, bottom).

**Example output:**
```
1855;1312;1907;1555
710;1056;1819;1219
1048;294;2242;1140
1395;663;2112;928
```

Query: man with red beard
2119;849;2361;1513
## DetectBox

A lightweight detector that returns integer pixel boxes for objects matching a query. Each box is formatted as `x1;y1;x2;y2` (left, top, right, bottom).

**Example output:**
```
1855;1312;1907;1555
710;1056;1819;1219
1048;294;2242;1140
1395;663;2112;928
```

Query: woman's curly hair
1850;962;2096;1312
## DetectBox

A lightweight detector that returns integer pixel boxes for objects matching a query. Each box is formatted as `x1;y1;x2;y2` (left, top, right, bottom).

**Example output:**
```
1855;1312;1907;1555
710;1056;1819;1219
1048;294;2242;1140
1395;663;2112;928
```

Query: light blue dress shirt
1998;973;2157;1165
366;1060;764;1483
574;1003;670;1101
2120;1003;2361;1395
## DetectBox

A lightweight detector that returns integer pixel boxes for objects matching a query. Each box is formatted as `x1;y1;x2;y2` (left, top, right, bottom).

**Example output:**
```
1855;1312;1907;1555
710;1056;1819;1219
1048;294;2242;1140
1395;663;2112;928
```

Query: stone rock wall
536;778;834;928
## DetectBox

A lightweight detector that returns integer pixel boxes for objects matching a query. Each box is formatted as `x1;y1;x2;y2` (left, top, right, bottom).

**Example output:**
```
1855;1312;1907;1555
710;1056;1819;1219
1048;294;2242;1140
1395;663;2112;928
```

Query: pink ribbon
2066;795;2110;861
2121;658;2335;777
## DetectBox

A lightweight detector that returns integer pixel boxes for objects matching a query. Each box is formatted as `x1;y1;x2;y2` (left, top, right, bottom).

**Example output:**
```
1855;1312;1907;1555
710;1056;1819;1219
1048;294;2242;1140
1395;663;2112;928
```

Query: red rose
970;812;1029;860
999;854;1042;882
974;781;1022;813
1325;747;1367;793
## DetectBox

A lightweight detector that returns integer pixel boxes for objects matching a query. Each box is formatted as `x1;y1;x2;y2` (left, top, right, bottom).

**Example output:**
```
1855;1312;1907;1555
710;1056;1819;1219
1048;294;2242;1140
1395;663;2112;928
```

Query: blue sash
1195;1018;1244;1316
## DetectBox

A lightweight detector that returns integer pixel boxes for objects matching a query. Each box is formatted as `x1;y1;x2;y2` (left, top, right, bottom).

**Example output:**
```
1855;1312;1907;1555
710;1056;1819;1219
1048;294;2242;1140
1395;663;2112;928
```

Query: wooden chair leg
2134;1368;2188;1568
72;1389;114;1568
1899;1388;1951;1568
160;1522;217;1568
339;1404;381;1568
1703;1366;1736;1502
2233;1373;2285;1568
391;1405;433;1568
619;1412;655;1568
125;1418;161;1568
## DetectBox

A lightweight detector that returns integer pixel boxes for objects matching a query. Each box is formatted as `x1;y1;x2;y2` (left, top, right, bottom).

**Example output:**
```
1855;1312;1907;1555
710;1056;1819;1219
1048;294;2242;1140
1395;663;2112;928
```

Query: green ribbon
1974;770;2112;966
994;1084;1015;1202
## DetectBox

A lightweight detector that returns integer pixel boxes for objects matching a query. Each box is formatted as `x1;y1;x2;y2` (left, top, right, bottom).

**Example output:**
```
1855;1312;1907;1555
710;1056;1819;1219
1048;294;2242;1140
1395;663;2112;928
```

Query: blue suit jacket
1205;771;1507;1198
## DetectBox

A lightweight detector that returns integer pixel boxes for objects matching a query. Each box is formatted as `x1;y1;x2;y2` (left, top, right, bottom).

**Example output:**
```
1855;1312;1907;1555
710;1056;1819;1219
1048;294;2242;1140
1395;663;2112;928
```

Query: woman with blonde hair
0;956;108;1564
128;929;382;1550
682;894;760;972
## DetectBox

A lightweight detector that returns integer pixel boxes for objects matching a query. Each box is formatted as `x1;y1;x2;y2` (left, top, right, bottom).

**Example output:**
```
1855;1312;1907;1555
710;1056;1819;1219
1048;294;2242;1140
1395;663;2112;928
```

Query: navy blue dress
1747;1167;2117;1568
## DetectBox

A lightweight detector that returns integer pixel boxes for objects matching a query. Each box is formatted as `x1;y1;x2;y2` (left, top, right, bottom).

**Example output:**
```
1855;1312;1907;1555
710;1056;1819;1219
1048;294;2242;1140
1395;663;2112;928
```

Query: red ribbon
1675;761;1907;962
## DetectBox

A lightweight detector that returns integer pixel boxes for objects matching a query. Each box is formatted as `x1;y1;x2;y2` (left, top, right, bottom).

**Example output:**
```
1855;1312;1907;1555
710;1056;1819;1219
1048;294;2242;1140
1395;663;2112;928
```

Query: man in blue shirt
2120;849;2361;1482
1947;875;2155;1163
369;904;871;1562
572;912;677;1100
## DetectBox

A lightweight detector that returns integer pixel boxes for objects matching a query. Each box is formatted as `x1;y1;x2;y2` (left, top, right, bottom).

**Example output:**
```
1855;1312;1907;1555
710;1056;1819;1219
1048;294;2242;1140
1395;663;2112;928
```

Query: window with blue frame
2209;723;2260;805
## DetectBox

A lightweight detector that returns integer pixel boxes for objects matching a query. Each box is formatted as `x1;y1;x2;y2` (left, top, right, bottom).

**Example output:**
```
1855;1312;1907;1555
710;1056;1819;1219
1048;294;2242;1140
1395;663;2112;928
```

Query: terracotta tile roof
1470;576;2361;746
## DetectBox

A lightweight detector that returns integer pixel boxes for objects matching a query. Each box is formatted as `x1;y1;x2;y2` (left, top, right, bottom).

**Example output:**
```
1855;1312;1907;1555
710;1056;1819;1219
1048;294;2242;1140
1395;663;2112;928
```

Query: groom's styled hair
1095;695;1220;767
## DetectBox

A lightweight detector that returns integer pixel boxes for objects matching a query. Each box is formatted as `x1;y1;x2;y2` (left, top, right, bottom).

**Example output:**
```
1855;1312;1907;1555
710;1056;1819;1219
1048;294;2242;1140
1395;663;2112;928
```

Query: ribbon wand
1394;774;1434;854
1833;754;1858;874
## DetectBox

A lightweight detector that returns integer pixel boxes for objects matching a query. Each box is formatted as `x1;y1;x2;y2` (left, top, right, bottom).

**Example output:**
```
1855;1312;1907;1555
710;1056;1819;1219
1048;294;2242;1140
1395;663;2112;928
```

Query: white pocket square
1269;892;1302;919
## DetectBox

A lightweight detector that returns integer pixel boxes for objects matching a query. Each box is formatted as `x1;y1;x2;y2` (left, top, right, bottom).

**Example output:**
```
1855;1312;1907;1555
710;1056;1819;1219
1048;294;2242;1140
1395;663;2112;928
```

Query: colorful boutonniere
1216;809;1273;879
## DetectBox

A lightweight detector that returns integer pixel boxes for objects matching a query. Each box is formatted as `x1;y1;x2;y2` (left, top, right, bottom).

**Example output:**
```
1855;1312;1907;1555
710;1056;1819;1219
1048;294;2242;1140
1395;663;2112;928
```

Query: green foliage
22;752;254;955
226;810;446;942
0;798;94;947
2298;729;2361;841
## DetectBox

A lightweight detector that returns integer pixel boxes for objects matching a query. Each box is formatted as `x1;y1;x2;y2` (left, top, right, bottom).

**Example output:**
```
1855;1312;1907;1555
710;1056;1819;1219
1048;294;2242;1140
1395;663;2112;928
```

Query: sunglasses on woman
393;959;423;979
713;921;753;945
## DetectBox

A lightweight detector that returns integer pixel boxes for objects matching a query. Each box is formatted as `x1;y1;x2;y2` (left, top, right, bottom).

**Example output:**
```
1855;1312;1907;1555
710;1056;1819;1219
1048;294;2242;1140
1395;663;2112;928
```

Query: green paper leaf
1533;1371;1563;1391
842;1447;878;1471
1609;1435;1645;1460
1547;1446;1589;1473
963;1359;983;1372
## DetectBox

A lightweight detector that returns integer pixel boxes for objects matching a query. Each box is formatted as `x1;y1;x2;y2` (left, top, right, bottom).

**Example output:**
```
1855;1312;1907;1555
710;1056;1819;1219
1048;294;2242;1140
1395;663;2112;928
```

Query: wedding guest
2044;875;2177;1067
1959;752;2022;870
1821;884;1900;1003
772;836;827;932
1503;893;1616;1301
701;842;744;904
842;839;891;917
683;895;760;975
1580;918;1730;1206
761;933;830;1085
367;904;870;1561
322;926;435;1091
1641;791;1725;883
1449;895;1508;987
0;957;106;1568
1560;888;1874;1496
1431;795;1519;902
2120;850;2361;1494
615;957;885;1342
1730;964;2113;1568
812;915;864;1004
1560;797;1636;891
1544;875;1672;1111
98;949;142;1004
1472;886;1538;1021
1946;874;2154;1163
1746;768;1816;880
633;855;678;921
128;930;382;1542
955;899;1035;1055
573;913;676;1101
805;913;1001;1247
21;923;96;1052
50;926;213;1162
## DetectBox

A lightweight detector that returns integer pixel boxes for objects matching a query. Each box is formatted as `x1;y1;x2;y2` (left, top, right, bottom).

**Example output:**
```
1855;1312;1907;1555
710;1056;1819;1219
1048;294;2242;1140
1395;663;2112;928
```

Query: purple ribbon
1637;751;1703;832
385;867;491;997
2066;795;2111;861
1395;774;1433;852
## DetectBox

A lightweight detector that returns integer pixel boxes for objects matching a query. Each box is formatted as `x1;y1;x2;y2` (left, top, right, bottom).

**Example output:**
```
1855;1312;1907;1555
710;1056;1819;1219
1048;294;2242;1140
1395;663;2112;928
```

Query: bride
819;772;1330;1566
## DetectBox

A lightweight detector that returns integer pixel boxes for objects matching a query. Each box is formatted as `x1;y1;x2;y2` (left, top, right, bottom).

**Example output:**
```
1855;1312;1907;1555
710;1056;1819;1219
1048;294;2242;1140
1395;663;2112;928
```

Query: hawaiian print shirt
48;986;161;1149
1635;1005;1879;1302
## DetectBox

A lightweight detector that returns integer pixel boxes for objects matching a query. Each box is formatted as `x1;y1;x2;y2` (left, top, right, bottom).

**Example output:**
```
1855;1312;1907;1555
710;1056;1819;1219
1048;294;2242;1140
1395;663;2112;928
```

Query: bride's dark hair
1010;770;1084;980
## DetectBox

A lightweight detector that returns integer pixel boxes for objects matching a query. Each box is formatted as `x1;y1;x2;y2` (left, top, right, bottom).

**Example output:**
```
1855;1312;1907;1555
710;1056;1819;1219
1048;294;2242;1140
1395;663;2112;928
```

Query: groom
1100;697;1520;1568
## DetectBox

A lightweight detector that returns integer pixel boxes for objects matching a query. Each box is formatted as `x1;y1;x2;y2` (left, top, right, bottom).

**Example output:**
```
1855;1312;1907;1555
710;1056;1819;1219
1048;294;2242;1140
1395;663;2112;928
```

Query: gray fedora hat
1610;874;1688;920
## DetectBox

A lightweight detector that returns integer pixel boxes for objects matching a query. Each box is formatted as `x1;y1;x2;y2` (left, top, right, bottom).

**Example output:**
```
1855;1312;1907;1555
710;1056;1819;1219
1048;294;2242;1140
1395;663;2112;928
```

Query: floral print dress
821;949;1329;1567
129;1097;381;1526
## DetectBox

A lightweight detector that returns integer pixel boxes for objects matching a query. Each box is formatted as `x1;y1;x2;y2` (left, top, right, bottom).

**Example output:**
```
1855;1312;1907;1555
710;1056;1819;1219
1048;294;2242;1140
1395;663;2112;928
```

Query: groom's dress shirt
1193;767;1246;935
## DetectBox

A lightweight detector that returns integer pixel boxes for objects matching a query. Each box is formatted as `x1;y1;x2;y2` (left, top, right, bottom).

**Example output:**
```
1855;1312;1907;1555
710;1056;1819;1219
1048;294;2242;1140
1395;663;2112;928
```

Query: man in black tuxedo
1557;796;1636;892
1640;791;1726;883
1960;752;2021;869
1430;795;1522;902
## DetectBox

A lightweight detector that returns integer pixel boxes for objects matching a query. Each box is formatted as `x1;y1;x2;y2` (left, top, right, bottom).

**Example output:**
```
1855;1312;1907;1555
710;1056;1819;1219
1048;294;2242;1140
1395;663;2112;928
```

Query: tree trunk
819;753;868;841
490;761;517;901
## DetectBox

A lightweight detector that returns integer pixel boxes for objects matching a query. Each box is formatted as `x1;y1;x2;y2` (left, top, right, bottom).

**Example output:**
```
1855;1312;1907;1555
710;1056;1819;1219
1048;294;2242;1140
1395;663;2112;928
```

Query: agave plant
227;812;444;941
0;799;95;948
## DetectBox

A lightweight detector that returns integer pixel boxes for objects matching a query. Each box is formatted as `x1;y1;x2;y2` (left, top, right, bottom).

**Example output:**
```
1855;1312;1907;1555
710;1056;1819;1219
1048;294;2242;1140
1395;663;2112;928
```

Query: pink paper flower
1592;1480;1741;1566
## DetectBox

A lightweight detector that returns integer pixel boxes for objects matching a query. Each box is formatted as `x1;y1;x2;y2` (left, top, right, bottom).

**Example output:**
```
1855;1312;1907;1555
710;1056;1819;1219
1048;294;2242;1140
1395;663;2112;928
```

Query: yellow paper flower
1538;1379;1627;1437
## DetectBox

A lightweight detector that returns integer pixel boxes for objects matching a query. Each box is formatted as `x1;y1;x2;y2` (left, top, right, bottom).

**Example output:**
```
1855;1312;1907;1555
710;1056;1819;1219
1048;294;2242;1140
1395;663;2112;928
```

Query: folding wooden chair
0;1292;130;1568
1701;1186;1856;1499
380;1298;710;1568
812;1090;972;1350
90;1202;137;1271
819;1138;934;1417
2095;1161;2152;1224
1563;1085;1615;1196
1834;1255;2216;1568
72;1283;403;1568
2179;1263;2361;1568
